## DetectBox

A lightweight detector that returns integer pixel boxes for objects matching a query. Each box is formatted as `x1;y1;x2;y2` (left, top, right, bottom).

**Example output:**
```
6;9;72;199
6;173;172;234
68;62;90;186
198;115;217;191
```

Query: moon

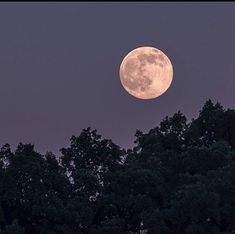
119;46;173;99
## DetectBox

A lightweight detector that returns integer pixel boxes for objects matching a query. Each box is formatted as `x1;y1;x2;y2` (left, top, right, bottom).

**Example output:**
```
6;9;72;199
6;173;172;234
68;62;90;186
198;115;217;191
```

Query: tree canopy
0;100;235;233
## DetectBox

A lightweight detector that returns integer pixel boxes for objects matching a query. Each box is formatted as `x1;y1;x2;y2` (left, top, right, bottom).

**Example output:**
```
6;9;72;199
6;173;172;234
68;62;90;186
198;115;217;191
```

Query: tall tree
186;100;225;147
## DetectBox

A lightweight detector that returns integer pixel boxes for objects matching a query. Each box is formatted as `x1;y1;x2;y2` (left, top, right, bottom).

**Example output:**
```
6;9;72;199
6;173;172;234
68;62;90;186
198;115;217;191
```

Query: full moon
119;46;173;99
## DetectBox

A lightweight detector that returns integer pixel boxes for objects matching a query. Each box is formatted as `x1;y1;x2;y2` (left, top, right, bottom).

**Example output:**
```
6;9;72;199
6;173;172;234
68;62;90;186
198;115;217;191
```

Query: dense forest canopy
0;100;235;234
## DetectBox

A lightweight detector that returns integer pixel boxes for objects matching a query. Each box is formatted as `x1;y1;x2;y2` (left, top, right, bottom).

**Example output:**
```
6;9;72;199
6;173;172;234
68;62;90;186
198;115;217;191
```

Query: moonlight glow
119;46;173;99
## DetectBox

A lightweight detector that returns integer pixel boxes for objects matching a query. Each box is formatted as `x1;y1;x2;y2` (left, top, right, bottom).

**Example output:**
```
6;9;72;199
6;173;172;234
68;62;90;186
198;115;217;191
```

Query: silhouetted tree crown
0;100;235;233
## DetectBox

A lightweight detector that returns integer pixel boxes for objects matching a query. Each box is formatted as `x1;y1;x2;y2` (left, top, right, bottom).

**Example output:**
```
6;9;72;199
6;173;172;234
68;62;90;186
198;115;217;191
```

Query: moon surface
119;46;173;99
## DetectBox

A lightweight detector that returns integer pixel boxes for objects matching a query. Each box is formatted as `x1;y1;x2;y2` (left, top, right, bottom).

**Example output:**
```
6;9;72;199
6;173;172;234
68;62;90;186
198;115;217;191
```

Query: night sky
1;3;235;154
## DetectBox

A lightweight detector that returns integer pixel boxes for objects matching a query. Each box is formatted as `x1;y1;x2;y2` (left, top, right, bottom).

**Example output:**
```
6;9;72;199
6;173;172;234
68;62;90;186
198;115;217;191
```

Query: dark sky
1;2;235;155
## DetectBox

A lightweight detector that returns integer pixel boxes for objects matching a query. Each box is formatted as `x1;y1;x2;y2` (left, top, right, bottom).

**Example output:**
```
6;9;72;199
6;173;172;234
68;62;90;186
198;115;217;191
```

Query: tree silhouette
0;100;235;233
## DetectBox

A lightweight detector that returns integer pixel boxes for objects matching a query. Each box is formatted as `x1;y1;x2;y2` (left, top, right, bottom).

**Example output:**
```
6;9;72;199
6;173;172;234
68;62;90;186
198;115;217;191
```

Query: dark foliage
0;100;235;233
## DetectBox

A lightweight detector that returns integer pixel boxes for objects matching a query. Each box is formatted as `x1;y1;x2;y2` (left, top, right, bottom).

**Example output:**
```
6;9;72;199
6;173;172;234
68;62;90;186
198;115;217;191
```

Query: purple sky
0;3;235;155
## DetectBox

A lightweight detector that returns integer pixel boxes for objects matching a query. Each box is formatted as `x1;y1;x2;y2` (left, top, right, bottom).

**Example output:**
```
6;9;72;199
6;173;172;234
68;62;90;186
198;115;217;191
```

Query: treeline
1;100;235;234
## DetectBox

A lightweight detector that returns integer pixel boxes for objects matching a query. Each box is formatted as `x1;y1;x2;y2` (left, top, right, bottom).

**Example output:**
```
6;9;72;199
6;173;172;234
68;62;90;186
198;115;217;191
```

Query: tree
61;128;124;198
186;100;225;147
0;99;235;233
134;111;188;155
1;144;71;234
181;141;230;175
206;163;235;232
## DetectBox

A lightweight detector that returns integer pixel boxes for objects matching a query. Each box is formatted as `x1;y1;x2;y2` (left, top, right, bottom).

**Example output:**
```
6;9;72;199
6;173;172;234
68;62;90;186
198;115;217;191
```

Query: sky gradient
0;2;235;154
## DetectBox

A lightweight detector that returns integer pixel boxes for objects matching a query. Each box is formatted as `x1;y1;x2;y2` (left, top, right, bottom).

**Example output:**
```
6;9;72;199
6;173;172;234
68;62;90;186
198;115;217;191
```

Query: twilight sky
0;2;235;154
